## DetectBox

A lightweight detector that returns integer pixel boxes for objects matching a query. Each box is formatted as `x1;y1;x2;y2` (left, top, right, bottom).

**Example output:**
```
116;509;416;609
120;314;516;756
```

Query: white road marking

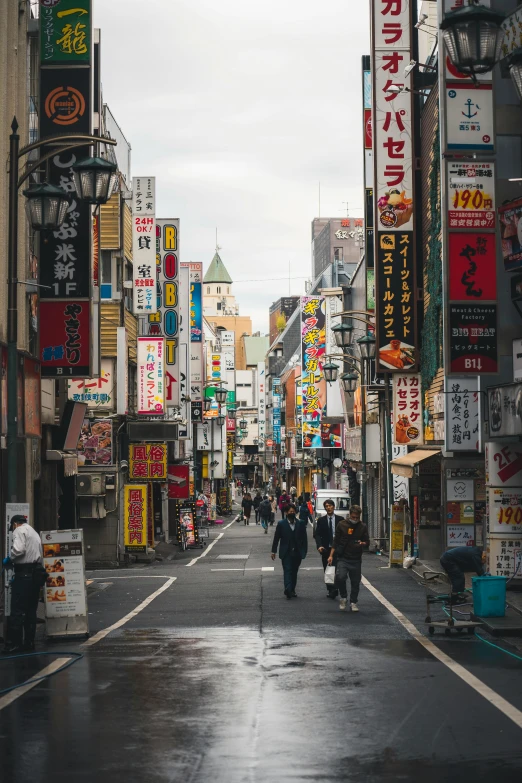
186;518;236;566
81;576;177;648
210;567;275;572
88;575;175;579
0;657;70;712
362;575;522;731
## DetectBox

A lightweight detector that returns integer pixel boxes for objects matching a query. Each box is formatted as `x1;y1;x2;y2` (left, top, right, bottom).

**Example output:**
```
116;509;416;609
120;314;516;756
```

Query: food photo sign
77;418;113;466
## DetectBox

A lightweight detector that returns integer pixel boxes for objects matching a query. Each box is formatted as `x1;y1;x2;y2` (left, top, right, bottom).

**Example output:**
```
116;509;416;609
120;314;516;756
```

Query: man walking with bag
271;503;308;598
315;499;343;599
327;505;369;612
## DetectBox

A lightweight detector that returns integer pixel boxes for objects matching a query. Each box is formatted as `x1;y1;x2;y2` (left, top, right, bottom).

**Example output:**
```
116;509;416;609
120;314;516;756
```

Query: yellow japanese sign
129;443;167;481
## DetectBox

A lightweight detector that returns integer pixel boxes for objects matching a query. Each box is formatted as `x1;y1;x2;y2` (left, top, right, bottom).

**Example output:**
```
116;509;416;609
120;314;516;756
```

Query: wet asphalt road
1;519;522;782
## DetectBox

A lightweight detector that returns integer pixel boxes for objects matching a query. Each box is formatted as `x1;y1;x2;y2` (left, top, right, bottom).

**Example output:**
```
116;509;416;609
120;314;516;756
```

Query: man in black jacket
314;499;344;599
327;505;369;611
253;491;262;524
440;546;485;602
259;496;272;533
271;503;308;598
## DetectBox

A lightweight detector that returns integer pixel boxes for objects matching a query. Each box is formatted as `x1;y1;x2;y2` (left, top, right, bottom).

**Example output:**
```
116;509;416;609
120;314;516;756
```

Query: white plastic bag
324;565;336;585
403;556;416;569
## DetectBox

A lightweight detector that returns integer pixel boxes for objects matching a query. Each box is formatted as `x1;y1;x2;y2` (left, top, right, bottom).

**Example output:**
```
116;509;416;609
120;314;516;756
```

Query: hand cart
422;571;482;636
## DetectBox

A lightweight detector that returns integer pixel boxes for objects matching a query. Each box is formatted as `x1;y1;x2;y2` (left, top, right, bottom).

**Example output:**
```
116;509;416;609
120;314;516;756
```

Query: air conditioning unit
76;473;105;496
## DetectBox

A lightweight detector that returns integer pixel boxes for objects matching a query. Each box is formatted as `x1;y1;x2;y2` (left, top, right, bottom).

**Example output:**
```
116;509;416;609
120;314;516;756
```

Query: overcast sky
95;1;370;333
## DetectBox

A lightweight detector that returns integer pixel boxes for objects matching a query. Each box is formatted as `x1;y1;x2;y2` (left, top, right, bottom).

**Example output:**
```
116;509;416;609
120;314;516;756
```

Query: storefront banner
488;488;522;534
447;525;475;548
446;502;474;524
367;269;375;310
132;177;156;315
486;442;522;487
196;421;211;451
129;443;167;481
40;300;91;377
189;265;203;343
446;84;494;153
449;233;497;301
42;529;87;620
498;197;522;271
449;304;497;373
40;0;91;64
488;384;522;438
489;536;522;578
444;376;481;452
324;293;344;418
209;353;223;383
124;485;148;553
68;359;114;409
376;233;416;371
447;162;495;230
499;6;522;59
167;465;190;499
272;377;281;445
40;66;90;139
180;507;196;546
77;418;113;466
392;445;409;501
301;296;342;448
258;361;266;450
137;336;165;415
392;374;423;445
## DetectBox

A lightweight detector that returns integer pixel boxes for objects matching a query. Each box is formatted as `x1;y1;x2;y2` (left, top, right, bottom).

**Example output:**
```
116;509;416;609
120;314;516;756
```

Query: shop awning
390;449;441;479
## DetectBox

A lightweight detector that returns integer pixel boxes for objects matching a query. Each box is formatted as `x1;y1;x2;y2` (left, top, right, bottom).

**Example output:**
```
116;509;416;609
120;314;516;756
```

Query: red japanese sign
168;464;190;499
129;443;167;481
40;300;91;378
364;108;372;150
392;374;423;445
449;232;497;302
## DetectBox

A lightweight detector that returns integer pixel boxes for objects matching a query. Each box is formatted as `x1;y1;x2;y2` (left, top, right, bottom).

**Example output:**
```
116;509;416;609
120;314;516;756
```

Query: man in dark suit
314;499;344;599
271;503;308;599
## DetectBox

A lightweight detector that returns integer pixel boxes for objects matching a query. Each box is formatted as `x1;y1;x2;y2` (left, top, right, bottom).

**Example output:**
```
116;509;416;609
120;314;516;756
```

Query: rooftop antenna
342;201;350;217
215;227;221;254
318;181;321;218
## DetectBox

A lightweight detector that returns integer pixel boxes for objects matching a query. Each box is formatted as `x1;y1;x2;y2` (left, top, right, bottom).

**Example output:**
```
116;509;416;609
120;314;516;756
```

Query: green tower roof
203;252;233;284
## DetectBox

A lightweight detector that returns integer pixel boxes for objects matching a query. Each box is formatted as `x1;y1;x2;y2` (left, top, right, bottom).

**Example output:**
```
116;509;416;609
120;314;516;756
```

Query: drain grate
216;554;249;560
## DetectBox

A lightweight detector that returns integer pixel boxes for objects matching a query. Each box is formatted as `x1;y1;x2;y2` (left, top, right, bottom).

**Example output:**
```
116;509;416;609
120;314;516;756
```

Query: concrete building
311;217;363;282
269;297;300;344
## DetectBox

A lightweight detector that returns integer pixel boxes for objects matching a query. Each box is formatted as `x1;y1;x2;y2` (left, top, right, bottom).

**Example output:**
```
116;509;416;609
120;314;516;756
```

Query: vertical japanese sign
40;300;91;377
181;261;203;402
272;378;281;445
40;0;91;64
300;296;342;449
392;374;423;446
447;162;495;230
137;336;165;415
132;177;157;314
372;0;416;372
129;444;168;481
124;485;148;553
258;361;266;451
149;219;179;404
362;55;374;268
444;377;481;452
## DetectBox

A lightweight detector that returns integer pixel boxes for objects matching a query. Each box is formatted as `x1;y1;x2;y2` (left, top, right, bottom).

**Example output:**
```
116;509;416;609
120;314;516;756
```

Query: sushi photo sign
371;0;417;372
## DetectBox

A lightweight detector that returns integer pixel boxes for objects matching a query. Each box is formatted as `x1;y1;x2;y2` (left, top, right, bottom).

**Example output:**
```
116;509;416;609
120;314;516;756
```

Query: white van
313;490;351;523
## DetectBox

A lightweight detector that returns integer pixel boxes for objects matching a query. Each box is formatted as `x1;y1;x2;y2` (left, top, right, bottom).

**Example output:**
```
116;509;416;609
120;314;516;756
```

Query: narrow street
2;519;522;783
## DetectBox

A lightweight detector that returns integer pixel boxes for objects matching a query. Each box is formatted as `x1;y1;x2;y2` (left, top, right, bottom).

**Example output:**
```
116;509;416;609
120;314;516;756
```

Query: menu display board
488;488;522;534
42;529;87;621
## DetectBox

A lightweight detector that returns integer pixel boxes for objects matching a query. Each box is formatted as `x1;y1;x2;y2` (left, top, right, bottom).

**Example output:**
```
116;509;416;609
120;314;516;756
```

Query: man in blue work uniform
440;545;486;603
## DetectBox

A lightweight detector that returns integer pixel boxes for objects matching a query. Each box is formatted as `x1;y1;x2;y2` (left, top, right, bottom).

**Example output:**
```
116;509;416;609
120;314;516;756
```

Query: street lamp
204;397;213;412
6;117;117;503
357;334;376;360
216;413;226;428
214;387;228;404
332;323;353;349
23;182;70;230
322;361;340;385
440;2;505;76
227;406;237;420
239;419;248;430
72;155;118;205
340;372;359;394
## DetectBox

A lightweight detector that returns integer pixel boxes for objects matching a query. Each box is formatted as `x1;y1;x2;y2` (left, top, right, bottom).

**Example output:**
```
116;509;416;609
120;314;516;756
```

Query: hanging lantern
440;3;505;76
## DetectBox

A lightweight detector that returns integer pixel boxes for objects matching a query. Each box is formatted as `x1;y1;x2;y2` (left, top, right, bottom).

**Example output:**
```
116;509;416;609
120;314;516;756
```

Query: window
101;251;112;300
227;287;230;293
207;286;210;294
334;247;343;263
217;286;221;294
217;302;222;311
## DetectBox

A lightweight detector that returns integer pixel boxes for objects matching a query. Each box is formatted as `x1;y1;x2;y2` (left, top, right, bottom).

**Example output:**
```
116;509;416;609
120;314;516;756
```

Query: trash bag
403;556;416;569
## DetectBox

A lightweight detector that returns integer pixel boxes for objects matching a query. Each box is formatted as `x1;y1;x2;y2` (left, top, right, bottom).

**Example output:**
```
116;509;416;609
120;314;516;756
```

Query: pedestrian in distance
2;514;45;653
327;505;369;612
275;484;282;502
253;491;262;524
259;495;272;534
242;492;253;525
315;499;344;600
278;491;290;519
269;495;277;526
298;495;314;526
440;545;485;604
271;503;308;599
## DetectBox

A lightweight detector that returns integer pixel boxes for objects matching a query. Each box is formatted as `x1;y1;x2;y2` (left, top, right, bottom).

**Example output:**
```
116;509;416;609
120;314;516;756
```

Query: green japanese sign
367;269;375;311
40;0;91;64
